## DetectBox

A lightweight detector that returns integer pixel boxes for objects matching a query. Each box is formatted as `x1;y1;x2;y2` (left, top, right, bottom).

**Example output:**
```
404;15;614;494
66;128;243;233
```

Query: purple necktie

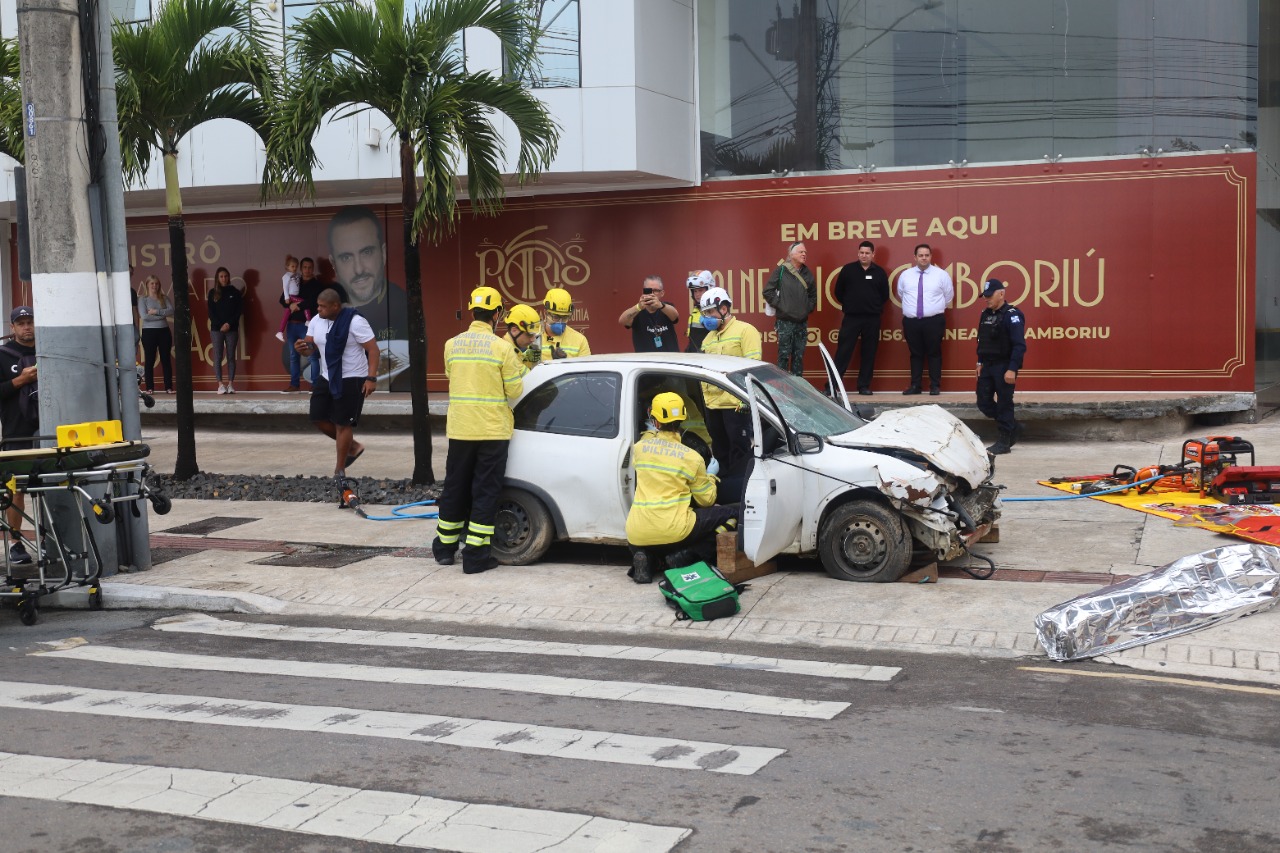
916;269;925;318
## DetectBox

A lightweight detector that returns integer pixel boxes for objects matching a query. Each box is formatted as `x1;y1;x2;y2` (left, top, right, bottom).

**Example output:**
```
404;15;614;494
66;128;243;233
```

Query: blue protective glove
707;457;720;477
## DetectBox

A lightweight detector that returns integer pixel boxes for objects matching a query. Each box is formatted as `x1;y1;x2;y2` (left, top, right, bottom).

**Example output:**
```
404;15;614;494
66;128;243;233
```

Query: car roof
530;352;762;375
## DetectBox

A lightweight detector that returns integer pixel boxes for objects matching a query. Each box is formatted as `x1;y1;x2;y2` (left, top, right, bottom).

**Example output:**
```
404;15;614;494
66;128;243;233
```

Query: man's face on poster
329;216;386;307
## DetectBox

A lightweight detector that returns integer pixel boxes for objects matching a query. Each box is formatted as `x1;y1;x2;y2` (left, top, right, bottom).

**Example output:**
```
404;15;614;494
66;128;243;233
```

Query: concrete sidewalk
99;417;1280;687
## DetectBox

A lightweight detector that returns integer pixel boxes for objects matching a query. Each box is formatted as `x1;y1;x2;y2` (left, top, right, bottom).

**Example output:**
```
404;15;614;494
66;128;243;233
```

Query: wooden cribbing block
979;524;1000;543
715;532;776;583
898;562;939;583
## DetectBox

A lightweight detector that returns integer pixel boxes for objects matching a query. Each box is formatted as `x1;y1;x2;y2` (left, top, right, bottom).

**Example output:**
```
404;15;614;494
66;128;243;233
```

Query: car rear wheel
491;488;554;565
817;499;911;582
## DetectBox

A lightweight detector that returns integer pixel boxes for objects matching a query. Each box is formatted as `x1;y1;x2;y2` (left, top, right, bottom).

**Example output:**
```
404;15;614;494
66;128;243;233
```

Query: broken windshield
728;365;866;438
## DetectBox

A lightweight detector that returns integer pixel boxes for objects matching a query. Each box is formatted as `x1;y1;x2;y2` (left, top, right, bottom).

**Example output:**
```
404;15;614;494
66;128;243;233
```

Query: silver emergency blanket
1035;544;1280;661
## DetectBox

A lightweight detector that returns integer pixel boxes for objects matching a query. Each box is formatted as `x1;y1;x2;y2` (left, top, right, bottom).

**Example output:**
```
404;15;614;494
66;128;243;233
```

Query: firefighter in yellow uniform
540;288;591;360
432;287;533;574
697;287;762;502
625;392;740;584
505;304;544;367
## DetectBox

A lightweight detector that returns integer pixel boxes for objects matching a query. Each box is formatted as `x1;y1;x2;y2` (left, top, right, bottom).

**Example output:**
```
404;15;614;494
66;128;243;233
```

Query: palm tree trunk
165;151;199;480
401;134;434;484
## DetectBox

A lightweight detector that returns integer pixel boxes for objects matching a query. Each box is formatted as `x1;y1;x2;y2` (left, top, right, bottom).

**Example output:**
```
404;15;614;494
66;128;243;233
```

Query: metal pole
95;0;149;571
16;0;114;578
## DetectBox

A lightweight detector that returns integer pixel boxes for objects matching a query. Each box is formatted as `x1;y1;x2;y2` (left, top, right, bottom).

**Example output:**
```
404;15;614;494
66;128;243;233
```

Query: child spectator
275;254;304;342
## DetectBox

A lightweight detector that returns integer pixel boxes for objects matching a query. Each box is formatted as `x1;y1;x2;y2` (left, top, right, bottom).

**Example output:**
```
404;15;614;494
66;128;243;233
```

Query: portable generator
1181;435;1255;497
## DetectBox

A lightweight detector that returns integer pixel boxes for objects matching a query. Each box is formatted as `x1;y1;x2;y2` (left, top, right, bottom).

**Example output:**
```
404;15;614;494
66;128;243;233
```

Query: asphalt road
0;609;1275;853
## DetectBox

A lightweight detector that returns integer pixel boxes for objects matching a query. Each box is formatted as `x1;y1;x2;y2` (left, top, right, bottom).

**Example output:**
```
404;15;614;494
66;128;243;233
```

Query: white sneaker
216;383;227;395
274;331;286;342
226;383;235;394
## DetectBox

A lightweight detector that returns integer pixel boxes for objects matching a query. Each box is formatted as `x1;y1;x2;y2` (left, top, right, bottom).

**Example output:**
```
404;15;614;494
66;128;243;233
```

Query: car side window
514;372;620;438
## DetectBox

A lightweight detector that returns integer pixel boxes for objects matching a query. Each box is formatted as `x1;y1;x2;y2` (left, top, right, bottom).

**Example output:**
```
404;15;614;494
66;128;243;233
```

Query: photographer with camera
617;275;679;352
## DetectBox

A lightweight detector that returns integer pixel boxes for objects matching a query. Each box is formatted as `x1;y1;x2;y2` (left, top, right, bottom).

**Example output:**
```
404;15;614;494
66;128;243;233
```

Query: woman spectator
138;275;174;394
207;266;243;394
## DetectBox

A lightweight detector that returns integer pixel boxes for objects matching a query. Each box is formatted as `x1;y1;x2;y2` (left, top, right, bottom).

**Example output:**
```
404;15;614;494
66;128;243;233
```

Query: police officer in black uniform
976;278;1026;455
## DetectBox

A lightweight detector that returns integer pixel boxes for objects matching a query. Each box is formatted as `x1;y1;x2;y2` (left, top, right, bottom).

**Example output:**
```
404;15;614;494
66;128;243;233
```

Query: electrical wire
359;500;439;522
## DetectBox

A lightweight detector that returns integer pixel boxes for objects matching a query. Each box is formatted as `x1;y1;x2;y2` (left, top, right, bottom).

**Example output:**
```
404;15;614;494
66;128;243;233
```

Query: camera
642;287;655;295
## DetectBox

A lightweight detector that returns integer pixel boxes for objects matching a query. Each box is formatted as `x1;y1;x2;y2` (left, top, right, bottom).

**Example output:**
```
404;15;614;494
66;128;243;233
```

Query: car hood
827;404;991;488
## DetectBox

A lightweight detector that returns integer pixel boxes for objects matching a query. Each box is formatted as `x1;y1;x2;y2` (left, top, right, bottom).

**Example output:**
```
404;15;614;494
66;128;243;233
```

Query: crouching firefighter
432;286;529;574
975;277;1027;455
625;392;740;584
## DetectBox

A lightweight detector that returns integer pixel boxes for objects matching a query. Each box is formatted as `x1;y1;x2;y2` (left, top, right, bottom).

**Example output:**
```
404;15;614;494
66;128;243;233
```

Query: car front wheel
817;499;911;582
491;488;554;565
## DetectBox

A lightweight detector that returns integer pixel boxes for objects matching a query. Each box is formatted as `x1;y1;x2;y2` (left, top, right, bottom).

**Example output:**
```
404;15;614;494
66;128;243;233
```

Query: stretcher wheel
18;598;37;626
88;585;103;611
92;498;115;525
150;493;172;515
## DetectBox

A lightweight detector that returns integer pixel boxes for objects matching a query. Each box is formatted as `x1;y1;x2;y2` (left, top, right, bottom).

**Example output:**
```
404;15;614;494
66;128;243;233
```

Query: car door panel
507;371;630;542
741;376;806;564
817;342;851;412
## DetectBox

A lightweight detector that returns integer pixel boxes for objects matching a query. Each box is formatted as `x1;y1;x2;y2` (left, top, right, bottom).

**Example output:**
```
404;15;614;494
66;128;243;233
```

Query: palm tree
0;37;24;163
270;0;560;485
114;0;276;480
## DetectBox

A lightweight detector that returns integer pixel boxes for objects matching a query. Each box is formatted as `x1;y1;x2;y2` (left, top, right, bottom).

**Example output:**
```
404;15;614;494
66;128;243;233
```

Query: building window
698;0;1259;177
108;0;152;25
507;0;580;89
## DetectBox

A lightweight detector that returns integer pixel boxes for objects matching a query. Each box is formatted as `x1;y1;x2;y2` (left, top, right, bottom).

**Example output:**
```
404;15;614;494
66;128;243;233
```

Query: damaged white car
491;346;1001;582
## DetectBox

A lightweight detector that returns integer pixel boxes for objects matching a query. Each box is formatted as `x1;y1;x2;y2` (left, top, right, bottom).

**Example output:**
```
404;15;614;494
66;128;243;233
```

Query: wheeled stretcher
0;439;170;625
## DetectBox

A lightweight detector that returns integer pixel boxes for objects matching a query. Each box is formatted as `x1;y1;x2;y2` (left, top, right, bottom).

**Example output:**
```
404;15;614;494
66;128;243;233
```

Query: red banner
113;153;1254;393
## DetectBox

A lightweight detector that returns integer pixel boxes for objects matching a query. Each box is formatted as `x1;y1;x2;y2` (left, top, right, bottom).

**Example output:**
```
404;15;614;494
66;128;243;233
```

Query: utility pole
94;0;150;570
15;0;128;575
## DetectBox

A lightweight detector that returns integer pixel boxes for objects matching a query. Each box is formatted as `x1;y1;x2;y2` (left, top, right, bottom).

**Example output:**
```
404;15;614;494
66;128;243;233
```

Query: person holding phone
617;275;679;352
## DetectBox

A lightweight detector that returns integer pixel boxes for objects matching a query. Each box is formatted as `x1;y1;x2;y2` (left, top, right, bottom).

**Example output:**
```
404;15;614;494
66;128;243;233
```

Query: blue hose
1004;472;1167;502
360;499;440;521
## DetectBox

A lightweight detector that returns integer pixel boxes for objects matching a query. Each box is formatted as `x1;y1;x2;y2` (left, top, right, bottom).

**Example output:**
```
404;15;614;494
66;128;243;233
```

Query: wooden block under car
979;524;1000;543
898;562;939;584
715;532;776;582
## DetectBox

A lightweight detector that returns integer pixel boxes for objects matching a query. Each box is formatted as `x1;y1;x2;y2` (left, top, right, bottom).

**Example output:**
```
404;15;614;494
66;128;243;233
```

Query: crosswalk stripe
37;645;850;719
153;613;901;681
0;750;691;851
0;680;783;775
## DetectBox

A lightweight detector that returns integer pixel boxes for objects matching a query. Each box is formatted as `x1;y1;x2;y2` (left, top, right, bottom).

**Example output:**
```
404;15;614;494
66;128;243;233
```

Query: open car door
817;342;852;413
740;375;806;565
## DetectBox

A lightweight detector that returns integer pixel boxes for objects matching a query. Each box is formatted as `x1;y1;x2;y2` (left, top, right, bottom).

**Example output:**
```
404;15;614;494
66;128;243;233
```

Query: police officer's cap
982;279;1006;298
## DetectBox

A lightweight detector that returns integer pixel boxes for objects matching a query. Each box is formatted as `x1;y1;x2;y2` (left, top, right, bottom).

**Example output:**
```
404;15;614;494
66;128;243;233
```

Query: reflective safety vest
700;316;762;410
444;321;527;440
541;325;591;361
626;430;718;546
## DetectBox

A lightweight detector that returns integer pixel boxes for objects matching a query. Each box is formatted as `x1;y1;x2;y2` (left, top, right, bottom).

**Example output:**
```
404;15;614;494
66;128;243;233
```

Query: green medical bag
658;562;740;621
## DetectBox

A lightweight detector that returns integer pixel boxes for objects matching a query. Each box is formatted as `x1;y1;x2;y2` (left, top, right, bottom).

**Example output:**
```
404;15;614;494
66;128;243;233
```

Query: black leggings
141;326;173;392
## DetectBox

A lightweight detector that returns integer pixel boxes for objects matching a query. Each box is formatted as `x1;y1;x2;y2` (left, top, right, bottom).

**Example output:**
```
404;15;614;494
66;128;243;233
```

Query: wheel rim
837;517;888;576
495;501;530;550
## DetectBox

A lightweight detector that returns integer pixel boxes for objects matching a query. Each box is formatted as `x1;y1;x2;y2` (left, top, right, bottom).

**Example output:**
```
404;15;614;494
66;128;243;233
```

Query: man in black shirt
618;275;679;352
0;306;38;564
831;241;890;395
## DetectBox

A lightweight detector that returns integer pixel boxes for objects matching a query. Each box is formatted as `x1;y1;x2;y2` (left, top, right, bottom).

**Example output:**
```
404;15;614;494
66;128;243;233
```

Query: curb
100;582;289;615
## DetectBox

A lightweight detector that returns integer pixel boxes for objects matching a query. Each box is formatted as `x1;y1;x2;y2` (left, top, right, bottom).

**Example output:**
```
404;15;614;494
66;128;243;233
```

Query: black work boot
461;544;499;574
629;550;654;584
987;430;1013;455
431;537;456;566
665;549;701;571
1009;422;1024;447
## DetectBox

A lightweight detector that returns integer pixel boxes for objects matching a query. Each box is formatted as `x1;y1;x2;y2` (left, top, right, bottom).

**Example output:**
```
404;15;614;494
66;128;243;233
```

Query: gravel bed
153;473;441;505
